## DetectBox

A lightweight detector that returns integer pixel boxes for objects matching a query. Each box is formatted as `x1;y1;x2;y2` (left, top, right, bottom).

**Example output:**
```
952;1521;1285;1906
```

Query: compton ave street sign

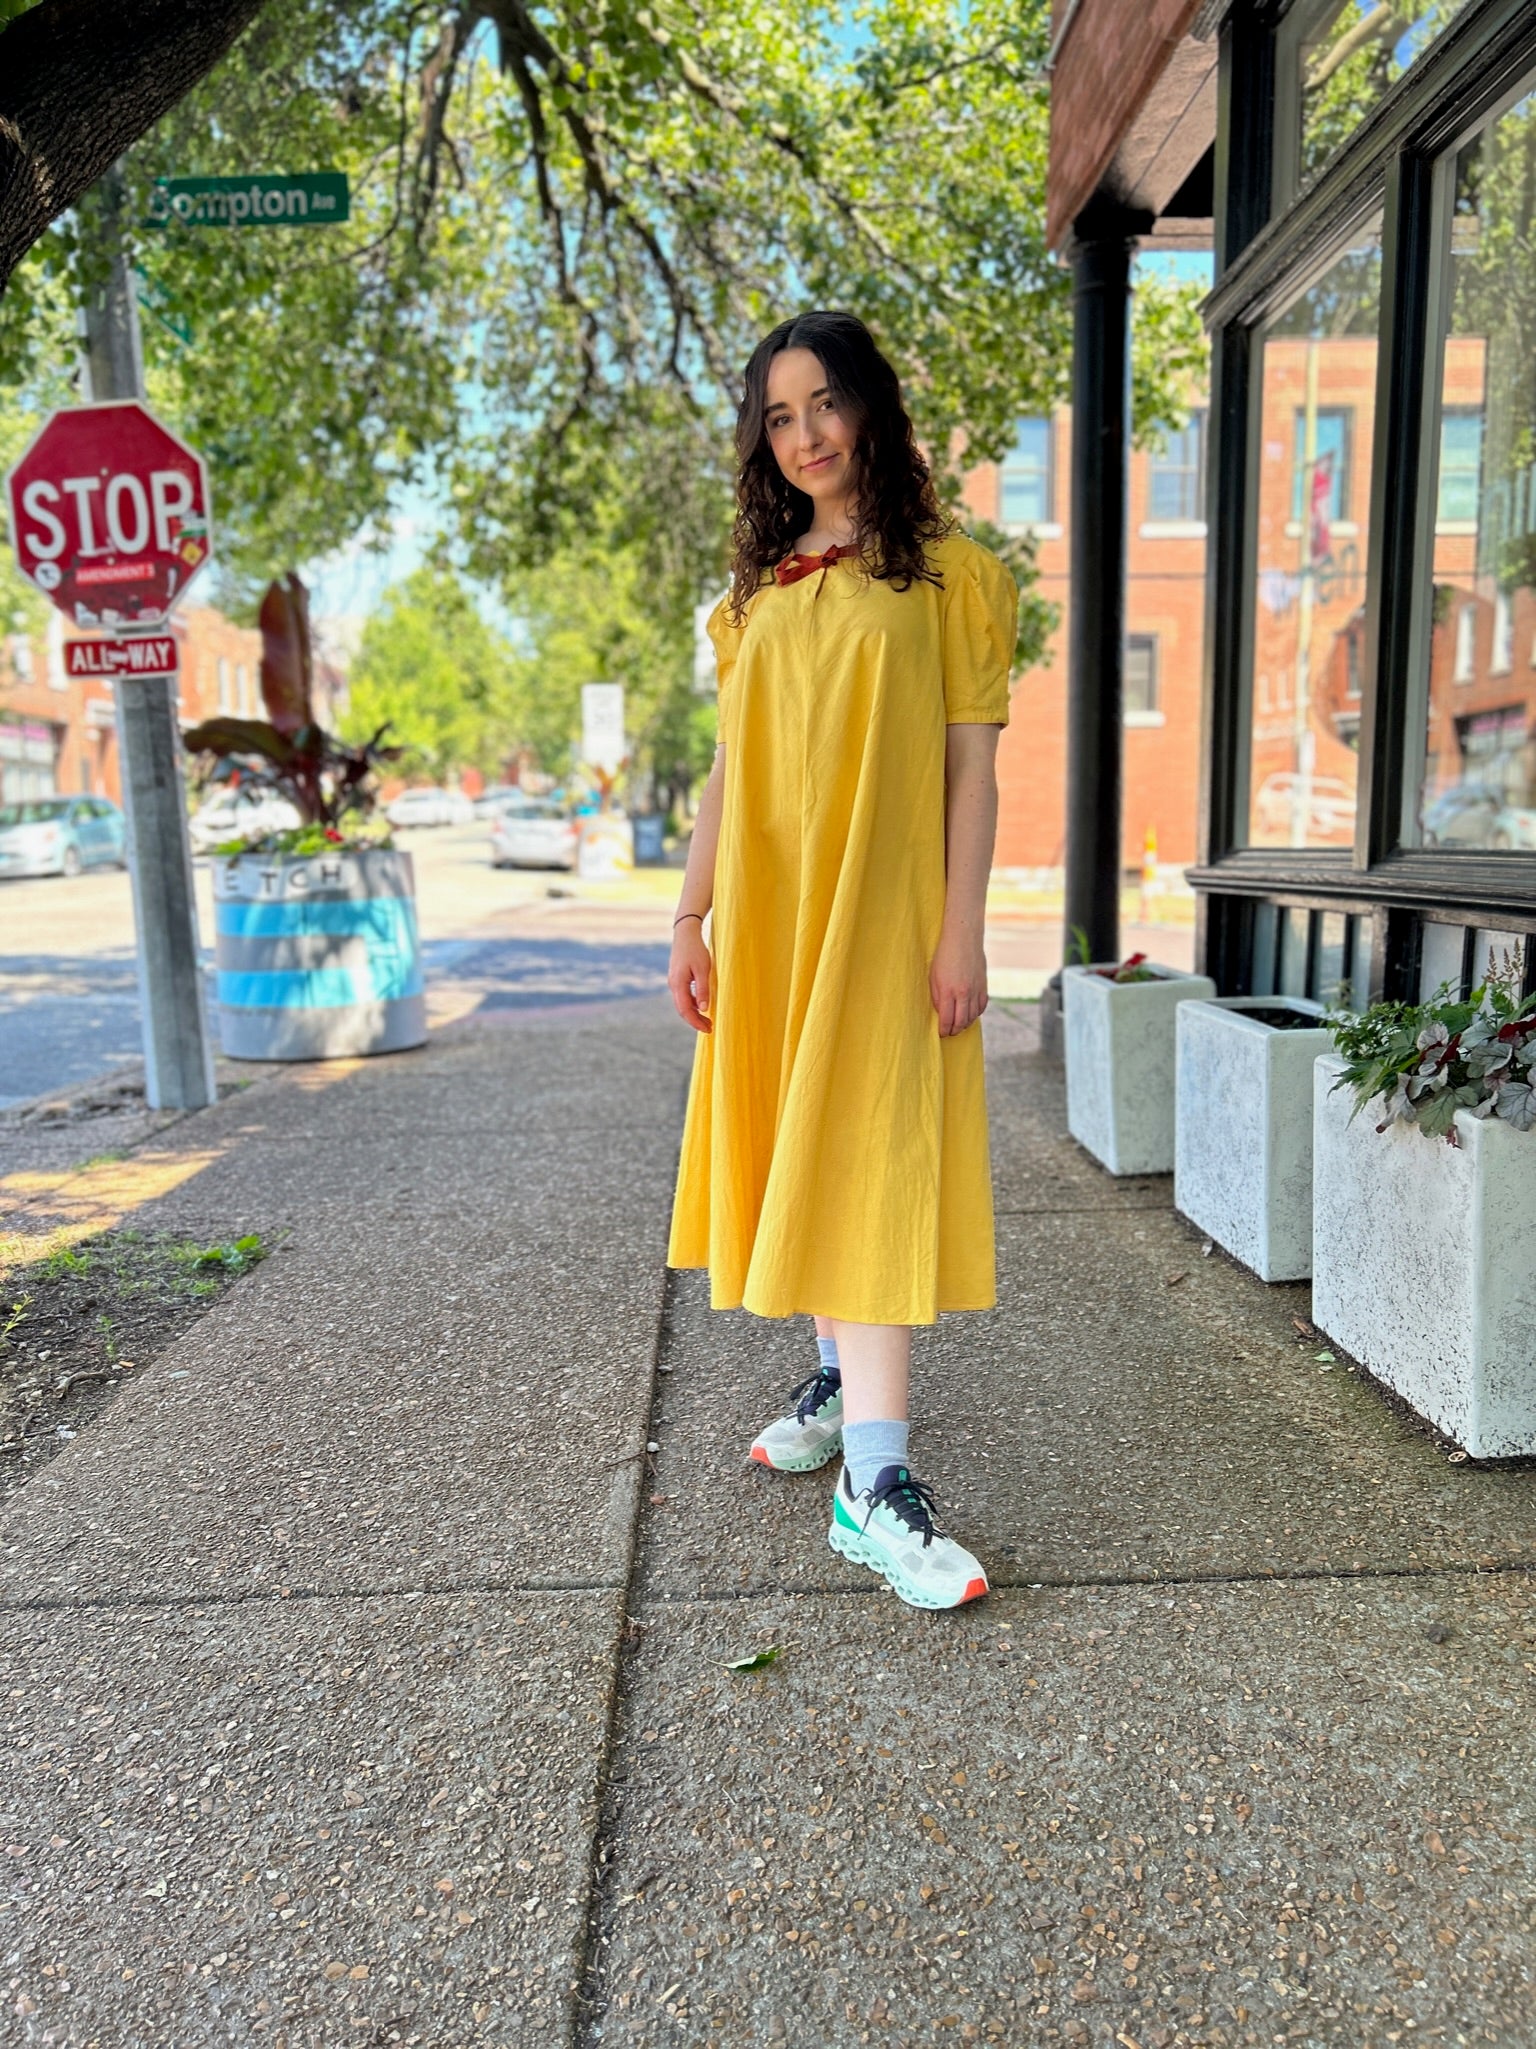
6;402;211;632
146;173;350;229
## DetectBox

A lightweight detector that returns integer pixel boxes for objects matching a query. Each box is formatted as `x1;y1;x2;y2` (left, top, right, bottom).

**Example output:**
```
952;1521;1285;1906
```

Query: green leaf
724;1646;781;1672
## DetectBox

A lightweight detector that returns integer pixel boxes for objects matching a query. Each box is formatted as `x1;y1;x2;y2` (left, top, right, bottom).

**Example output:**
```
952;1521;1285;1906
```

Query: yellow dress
666;529;1018;1325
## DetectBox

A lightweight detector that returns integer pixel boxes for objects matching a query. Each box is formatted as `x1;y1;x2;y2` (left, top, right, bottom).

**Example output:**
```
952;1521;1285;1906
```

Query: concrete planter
1312;1054;1536;1456
1174;997;1331;1281
1062;961;1216;1175
212;846;427;1061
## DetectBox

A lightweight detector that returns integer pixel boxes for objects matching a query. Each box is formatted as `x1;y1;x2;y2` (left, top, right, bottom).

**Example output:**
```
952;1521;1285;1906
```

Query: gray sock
842;1418;910;1498
816;1335;841;1383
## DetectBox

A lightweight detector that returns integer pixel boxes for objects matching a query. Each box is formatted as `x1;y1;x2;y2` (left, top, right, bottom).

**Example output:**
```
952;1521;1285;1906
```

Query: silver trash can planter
213;846;427;1060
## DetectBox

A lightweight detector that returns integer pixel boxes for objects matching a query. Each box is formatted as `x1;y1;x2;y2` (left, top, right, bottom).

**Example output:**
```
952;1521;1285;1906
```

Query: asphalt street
0;821;1192;1109
0;826;679;1110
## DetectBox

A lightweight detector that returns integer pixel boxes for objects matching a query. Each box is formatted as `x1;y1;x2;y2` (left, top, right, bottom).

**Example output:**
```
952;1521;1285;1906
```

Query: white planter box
1174;998;1332;1282
1313;1053;1536;1456
1062;961;1217;1176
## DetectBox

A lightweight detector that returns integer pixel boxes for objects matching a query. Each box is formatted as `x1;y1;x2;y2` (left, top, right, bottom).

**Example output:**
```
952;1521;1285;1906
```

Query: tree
3;0;1206;592
342;565;518;780
0;0;268;291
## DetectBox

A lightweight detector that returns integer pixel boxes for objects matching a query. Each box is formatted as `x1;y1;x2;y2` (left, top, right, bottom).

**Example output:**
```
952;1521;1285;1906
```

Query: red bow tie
776;543;857;586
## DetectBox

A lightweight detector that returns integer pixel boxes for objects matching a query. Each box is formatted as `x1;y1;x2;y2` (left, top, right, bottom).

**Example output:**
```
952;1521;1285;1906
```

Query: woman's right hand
669;920;714;1033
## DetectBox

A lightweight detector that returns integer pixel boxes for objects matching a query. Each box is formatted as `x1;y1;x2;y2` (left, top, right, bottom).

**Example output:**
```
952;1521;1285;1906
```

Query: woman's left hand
930;923;988;1037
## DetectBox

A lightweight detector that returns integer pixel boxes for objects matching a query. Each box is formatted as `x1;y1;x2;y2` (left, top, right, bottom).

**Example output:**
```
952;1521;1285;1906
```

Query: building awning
1046;0;1219;251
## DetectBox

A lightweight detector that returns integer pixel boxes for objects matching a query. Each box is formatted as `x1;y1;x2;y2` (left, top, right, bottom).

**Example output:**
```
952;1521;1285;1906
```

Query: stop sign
6;401;212;632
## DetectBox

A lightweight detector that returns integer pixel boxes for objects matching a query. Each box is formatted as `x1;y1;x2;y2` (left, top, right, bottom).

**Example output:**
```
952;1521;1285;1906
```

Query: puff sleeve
940;540;1018;725
706;589;746;732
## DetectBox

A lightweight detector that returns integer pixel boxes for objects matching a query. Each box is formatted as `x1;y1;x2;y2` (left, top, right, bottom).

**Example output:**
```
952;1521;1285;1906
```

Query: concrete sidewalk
3;995;1535;2047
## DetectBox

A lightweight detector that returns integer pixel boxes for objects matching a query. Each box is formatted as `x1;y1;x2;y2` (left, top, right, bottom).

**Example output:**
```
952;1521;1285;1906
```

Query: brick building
961;406;1208;873
0;605;325;808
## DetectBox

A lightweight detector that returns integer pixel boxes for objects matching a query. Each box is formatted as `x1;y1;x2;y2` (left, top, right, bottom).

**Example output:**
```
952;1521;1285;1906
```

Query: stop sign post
6;398;216;1112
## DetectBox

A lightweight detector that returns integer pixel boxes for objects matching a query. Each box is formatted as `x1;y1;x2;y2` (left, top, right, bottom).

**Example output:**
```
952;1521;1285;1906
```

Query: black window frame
1192;0;1536;1005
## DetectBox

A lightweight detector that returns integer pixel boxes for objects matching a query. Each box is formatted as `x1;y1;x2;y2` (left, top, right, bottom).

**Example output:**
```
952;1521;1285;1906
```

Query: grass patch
0;1226;269;1507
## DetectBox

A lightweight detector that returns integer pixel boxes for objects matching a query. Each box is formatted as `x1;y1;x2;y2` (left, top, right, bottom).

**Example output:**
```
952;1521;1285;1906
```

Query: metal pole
1063;215;1135;967
82;163;216;1110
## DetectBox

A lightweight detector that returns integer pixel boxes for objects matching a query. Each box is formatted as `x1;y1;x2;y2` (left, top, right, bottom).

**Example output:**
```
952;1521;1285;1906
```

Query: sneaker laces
787;1368;841;1424
865;1468;942;1548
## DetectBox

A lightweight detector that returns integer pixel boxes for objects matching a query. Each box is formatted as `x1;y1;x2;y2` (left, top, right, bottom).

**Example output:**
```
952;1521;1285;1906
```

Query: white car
473;785;529;819
189;788;302;854
386;787;453;828
1252;772;1357;841
490;799;581;870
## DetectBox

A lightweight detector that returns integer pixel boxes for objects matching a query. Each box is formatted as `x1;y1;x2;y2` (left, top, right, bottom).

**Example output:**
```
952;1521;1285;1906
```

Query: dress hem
664;1260;996;1325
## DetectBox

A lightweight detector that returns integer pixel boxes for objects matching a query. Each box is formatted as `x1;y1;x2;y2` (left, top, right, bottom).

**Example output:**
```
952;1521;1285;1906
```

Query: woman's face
763;347;858;511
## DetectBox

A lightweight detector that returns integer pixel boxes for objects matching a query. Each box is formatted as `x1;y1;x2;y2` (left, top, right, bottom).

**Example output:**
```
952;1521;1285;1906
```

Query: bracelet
673;911;705;927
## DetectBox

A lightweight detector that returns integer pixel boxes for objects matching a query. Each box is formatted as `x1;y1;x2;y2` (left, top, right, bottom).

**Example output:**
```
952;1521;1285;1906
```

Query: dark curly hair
726;310;951;622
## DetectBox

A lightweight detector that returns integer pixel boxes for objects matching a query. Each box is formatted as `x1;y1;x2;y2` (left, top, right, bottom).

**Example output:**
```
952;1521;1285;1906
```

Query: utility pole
80;164;216;1111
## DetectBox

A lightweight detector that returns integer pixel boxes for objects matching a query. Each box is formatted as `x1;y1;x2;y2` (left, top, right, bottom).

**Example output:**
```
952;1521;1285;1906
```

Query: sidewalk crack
569;1260;678;2047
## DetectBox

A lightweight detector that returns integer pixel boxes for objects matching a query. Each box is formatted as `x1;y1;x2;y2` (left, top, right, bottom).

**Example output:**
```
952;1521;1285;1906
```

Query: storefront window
1246;221;1381;849
1416;87;1536;854
1278;0;1473;201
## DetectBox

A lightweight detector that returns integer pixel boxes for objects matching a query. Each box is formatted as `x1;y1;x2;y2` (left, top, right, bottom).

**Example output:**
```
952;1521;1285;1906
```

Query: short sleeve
941;540;1017;725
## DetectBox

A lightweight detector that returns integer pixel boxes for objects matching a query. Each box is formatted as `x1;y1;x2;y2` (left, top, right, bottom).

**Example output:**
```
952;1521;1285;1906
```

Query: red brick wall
0;607;262;806
966;407;1207;872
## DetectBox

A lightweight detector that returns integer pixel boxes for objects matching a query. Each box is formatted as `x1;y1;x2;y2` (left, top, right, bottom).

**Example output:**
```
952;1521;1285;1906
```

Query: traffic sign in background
6;401;211;631
65;634;178;678
145;173;349;229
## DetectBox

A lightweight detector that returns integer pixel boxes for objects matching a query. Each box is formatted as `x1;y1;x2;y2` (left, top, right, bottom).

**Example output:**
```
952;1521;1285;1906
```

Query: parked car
0;795;127;879
189;787;303;855
1252;771;1357;841
387;786;474;828
489;799;581;870
1420;783;1536;850
473;784;530;819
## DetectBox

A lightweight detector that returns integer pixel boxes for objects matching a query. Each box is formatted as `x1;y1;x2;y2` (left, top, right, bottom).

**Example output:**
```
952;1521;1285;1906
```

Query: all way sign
66;635;177;678
146;173;349;229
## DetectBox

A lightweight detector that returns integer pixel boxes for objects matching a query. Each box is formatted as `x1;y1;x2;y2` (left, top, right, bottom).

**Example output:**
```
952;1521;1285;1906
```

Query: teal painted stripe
218;959;425;1010
216;897;418;940
216;893;422;1009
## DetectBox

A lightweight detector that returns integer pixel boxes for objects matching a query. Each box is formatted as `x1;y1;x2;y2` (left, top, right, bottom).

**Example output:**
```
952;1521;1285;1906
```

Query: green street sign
145;173;349;230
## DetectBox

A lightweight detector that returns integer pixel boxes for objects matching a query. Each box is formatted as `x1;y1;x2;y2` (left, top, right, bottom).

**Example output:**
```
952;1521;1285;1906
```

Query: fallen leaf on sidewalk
1165;1272;1188;1288
725;1647;781;1672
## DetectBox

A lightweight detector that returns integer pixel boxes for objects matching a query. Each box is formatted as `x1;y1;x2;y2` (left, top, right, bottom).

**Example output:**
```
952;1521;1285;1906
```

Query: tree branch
0;0;270;290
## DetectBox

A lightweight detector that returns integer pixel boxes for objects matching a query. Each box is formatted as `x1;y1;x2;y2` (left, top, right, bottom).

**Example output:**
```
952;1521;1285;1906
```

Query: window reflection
1247;223;1380;849
1417;89;1536;854
1291;0;1472;196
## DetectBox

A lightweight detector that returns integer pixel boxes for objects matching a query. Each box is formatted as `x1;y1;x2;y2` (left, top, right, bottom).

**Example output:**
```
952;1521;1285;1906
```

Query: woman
666;310;1017;1611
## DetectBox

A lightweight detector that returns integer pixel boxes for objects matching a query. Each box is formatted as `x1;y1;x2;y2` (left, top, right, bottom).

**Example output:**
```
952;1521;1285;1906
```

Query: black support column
1063;200;1144;968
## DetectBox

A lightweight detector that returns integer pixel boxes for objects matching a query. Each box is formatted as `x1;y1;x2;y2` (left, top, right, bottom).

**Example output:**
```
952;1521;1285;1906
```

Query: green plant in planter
183;574;402;851
1324;947;1536;1141
1093;950;1160;985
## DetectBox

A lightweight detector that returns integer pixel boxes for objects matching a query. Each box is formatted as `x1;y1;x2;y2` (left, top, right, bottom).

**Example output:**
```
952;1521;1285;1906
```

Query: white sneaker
749;1368;844;1473
828;1464;989;1609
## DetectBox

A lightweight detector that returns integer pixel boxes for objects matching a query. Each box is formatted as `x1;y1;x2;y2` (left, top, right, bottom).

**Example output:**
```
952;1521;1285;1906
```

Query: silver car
0;796;127;879
489;799;580;870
